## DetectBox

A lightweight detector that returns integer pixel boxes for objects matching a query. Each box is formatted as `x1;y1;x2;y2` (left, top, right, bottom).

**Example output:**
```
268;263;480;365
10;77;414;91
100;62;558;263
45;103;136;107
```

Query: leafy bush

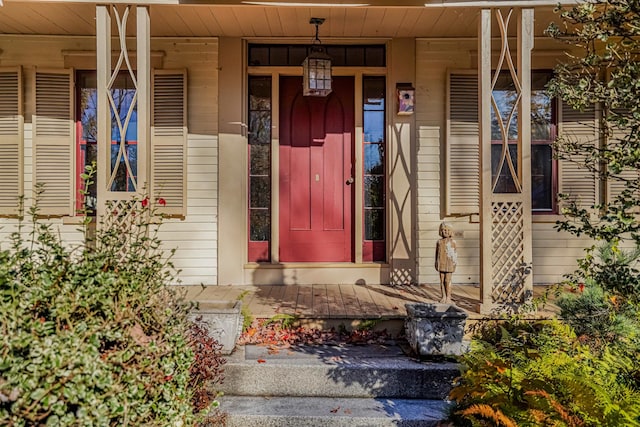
449;319;640;426
0;187;225;426
557;278;640;355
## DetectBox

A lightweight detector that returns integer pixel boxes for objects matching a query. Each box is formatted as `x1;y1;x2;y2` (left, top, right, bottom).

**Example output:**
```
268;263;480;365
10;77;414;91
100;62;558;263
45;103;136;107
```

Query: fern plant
449;318;640;426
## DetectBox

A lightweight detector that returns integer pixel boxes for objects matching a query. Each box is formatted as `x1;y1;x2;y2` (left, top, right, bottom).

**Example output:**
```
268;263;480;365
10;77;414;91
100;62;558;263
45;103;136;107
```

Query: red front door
279;76;354;262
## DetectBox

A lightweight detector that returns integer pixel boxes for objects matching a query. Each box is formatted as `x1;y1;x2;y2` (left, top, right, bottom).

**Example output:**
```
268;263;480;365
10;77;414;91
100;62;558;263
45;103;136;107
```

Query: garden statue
435;222;457;304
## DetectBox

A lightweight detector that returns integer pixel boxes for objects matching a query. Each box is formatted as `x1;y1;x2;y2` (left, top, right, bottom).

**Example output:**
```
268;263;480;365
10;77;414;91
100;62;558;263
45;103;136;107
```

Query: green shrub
449;318;640;426
557;279;640;355
0;187;224;426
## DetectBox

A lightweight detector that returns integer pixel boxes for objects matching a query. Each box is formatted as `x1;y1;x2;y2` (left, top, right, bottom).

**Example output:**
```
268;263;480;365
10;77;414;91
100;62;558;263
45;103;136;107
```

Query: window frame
489;70;559;214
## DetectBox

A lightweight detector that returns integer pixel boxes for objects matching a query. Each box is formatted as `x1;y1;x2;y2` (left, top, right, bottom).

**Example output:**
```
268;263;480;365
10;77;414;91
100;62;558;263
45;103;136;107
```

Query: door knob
346;177;354;185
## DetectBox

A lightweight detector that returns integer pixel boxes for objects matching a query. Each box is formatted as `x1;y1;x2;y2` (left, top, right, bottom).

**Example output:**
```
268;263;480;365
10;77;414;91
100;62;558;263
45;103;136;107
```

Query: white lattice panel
491;201;526;304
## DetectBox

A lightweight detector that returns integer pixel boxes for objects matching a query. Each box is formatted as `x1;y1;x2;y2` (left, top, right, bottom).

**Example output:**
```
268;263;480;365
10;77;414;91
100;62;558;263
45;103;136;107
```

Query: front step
218;343;459;426
221;396;451;427
220;344;459;399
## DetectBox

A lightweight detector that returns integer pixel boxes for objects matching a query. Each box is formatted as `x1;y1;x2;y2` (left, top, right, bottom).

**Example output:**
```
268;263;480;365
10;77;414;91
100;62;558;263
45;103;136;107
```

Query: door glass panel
248;76;272;261
363;76;386;257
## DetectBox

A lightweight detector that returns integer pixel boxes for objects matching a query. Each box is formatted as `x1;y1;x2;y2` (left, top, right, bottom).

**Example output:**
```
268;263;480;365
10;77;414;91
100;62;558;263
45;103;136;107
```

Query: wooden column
95;5;151;218
137;5;150;192
478;8;534;314
96;5;111;218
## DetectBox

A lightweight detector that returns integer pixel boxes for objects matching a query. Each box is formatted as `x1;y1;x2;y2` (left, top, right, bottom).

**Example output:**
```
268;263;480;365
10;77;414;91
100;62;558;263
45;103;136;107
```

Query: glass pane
250;209;270;241
364;111;384;143
270;46;288;66
345;47;365;66
365;209;384;241
491;144;518;193
364;175;385;208
364;143;384;174
249;77;271;110
491;87;518;141
532;144;553;210
80;88;98;142
249;46;269;66
531;90;552;141
492;71;553;142
250;176;270;208
110;88;137;143
84;142;97;210
249;111;271;145
110;144;137;192
364;79;385;111
290;46;308;66
365;46;386;67
250;144;270;175
326;46;346;66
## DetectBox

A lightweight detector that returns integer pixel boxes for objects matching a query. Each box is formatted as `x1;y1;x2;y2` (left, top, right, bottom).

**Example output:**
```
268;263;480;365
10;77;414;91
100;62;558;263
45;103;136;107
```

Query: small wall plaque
396;83;415;115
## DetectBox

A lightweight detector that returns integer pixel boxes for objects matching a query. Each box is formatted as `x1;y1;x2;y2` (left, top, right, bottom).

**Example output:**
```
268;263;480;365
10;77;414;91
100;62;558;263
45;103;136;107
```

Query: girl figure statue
435;222;457;304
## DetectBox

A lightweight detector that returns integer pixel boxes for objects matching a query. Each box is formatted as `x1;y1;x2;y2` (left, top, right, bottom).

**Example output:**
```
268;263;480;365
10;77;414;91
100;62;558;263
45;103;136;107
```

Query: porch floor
180;283;559;321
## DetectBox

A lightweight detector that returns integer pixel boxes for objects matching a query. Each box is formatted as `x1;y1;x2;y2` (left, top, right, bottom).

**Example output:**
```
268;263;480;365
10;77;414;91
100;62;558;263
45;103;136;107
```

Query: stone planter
189;300;243;355
405;303;468;357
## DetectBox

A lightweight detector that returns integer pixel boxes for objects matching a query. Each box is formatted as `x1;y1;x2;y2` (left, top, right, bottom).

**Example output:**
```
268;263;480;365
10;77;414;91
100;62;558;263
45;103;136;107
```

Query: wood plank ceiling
0;2;561;39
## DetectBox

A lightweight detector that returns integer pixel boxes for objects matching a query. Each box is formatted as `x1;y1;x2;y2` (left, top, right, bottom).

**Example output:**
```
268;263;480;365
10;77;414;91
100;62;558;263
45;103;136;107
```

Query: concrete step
220;395;452;427
219;344;460;400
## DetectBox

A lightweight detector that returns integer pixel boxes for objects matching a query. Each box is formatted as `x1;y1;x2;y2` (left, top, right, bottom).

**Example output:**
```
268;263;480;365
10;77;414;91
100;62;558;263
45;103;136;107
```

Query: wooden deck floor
180;284;559;321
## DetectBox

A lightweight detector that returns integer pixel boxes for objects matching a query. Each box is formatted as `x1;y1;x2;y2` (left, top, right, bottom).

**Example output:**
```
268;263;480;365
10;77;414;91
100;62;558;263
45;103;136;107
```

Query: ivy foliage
0;180;221;426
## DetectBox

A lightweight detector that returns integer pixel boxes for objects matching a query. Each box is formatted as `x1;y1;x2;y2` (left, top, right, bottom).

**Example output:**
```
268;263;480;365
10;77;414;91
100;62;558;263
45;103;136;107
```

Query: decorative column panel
479;8;534;314
95;5;150;219
96;4;111;218
137;6;150;194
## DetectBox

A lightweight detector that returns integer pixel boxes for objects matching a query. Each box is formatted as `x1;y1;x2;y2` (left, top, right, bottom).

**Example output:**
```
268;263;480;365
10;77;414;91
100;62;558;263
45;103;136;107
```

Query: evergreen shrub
0;186;224;426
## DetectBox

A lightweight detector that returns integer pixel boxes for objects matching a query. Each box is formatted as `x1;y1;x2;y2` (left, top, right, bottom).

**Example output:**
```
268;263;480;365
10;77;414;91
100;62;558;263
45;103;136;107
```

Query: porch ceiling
0;2;562;39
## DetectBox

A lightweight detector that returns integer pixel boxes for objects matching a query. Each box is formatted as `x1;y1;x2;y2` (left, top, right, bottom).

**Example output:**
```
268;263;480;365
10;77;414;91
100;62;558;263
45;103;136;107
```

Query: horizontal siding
0;35;219;286
415;39;594;286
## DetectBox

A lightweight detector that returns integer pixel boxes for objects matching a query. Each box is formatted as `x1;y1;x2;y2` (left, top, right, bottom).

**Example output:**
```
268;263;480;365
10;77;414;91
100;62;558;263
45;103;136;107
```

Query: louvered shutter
606;109;639;204
152;69;187;216
446;71;479;215
0;67;23;215
558;102;598;209
34;69;74;216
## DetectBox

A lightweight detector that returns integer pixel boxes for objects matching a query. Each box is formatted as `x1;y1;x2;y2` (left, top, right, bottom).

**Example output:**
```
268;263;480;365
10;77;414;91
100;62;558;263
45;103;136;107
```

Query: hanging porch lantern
303;17;332;97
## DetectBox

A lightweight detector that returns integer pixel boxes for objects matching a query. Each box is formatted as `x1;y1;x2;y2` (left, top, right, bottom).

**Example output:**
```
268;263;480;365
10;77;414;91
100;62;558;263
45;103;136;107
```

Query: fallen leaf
257;359;266;363
330;406;340;413
344;409;352;414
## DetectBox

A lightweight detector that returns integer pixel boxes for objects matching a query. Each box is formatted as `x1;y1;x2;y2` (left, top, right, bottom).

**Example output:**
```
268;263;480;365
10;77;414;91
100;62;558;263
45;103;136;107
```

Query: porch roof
0;0;572;39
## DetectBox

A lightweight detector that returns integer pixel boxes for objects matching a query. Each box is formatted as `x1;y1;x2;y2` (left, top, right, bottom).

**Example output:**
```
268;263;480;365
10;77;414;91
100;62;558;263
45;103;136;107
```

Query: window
363;76;386;261
248;76;272;262
447;70;597;216
74;69;187;217
76;71;138;213
491;71;556;212
248;44;386;67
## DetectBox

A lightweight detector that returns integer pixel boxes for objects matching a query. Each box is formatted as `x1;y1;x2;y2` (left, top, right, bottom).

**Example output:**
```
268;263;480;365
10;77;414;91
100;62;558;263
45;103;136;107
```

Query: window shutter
34;69;74;216
151;69;187;217
558;102;598;209
0;67;23;216
446;71;479;215
606;109;639;203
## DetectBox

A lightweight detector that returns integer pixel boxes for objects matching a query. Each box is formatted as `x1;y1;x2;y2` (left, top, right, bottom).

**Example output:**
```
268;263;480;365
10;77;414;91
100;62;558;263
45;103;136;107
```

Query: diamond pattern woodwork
490;201;526;304
479;8;533;313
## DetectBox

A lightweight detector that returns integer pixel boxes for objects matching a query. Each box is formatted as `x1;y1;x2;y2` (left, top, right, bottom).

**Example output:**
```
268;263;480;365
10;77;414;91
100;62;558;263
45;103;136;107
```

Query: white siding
0;35;219;286
415;39;594;286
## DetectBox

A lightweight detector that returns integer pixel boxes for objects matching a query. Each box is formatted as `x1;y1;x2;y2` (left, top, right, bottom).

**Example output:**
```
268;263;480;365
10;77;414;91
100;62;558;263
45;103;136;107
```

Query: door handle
346;177;354;185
